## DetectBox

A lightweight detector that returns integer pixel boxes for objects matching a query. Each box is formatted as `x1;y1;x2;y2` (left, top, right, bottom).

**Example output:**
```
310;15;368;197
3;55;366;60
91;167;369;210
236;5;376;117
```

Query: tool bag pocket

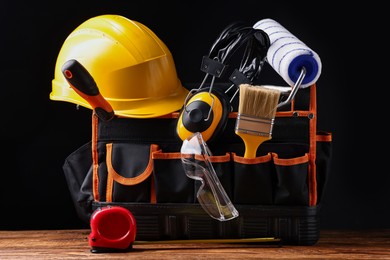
232;153;274;204
63;142;94;224
315;131;333;203
152;151;232;203
272;152;310;205
232;150;310;206
101;142;159;203
152;151;195;203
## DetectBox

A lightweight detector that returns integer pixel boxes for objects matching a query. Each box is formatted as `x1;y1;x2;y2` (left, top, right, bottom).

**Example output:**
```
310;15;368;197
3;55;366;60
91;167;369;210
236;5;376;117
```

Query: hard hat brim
112;86;189;118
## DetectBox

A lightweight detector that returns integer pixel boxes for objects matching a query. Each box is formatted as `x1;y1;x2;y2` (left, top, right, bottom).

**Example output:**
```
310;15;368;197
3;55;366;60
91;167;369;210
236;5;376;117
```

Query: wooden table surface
0;229;389;259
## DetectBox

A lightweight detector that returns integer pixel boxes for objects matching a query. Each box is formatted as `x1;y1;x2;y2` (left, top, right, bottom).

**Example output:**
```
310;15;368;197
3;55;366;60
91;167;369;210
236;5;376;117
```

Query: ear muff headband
238;30;270;80
176;22;270;142
202;23;270;100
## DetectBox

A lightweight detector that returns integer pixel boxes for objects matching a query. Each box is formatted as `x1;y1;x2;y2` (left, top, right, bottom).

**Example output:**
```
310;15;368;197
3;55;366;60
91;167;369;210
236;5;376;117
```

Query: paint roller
253;18;322;106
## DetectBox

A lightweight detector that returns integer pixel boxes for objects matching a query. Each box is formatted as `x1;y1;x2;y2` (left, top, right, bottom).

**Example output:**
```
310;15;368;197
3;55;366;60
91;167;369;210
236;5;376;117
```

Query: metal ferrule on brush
235;114;274;137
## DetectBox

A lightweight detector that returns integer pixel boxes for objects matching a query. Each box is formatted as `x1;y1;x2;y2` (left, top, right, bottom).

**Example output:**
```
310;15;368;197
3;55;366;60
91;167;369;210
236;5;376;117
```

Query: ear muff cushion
182;100;213;133
176;87;230;143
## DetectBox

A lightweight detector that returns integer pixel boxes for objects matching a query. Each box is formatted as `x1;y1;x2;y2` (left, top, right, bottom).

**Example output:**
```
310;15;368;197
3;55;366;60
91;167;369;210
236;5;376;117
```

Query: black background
1;1;388;230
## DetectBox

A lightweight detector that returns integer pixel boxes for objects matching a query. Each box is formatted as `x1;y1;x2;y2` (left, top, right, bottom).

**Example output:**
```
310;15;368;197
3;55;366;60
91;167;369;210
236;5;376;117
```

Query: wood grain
0;229;389;259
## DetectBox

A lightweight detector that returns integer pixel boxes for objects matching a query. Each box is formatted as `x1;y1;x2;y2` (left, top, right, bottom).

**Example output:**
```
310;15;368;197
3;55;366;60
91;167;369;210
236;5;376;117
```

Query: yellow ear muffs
176;87;230;143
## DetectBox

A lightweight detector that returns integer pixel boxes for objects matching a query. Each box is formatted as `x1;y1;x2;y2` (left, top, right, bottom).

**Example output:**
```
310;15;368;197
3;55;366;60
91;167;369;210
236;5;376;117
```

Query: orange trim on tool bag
208;153;230;163
92;114;100;201
229;110;313;119
116;112;181;119
153;151;230;163
275;110;312;117
153;112;180;119
105;144;159;202
232;152;272;164
316;132;332;142
150;173;156;204
152;151;182;159
181;153;205;161
308;84;317;206
272;153;309;166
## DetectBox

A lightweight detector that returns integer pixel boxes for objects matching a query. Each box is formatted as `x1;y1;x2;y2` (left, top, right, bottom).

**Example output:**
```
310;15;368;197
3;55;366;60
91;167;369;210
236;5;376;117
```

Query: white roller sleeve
254;18;322;88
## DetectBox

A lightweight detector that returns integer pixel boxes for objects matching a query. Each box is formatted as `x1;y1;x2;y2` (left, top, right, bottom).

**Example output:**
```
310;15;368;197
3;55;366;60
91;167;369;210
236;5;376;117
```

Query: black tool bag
63;83;332;245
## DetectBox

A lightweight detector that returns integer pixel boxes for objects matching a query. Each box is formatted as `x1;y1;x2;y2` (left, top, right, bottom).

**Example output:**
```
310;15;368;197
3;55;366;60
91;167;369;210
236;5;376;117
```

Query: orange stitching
209;153;230;163
150;174;156;204
272;153;309;166
105;142;114;202
153;151;230;163
316;132;332;142
309;84;318;206
232;152;272;164
92;114;100;202
152;151;181;159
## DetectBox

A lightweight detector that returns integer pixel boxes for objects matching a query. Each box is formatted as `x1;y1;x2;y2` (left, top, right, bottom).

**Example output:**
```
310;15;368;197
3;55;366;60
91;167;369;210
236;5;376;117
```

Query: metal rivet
308;113;314;119
292;111;299;117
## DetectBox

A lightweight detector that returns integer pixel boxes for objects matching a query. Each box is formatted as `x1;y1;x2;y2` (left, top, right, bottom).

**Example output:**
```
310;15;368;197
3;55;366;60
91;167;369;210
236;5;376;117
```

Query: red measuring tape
88;206;136;253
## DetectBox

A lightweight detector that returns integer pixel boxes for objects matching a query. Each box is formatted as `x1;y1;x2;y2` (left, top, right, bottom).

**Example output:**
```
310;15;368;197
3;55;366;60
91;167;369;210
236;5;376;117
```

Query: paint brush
235;84;281;158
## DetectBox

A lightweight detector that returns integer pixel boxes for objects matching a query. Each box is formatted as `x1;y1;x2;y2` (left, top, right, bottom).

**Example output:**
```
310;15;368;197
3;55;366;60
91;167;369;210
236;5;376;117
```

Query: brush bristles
238;84;281;119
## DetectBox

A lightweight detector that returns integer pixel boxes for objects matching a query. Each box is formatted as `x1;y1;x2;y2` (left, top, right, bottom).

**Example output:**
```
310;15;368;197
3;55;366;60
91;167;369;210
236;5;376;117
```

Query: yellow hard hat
50;14;188;118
